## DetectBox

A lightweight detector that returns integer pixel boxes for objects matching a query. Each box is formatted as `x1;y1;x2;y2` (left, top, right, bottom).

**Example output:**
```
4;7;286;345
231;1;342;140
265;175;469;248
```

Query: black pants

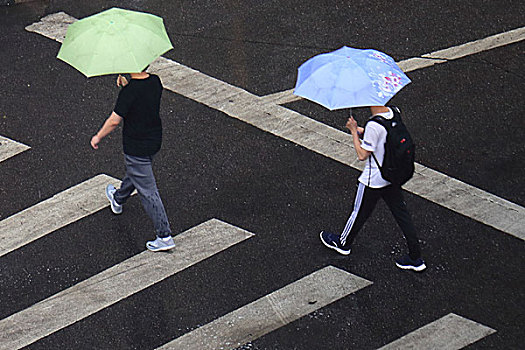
340;182;421;260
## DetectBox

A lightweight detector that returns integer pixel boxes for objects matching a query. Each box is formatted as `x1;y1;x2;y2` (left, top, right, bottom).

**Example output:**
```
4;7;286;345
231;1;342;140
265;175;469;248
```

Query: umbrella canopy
57;7;173;77
293;46;411;110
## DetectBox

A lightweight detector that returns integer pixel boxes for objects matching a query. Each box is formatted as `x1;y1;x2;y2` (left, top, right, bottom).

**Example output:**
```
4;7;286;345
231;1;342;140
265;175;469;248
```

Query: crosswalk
0;134;501;350
0;12;510;350
378;313;496;350
25;13;525;241
0;180;496;349
0;219;254;350
157;266;372;350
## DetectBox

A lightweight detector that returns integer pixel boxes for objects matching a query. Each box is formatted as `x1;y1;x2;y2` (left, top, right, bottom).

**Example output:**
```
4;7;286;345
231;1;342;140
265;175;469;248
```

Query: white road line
421;26;525;61
156;266;372;350
24;11;76;42
261;26;525;105
377;313;496;350
0;174;123;258
26;15;525;241
0;135;30;163
0;219;254;350
258;88;305;106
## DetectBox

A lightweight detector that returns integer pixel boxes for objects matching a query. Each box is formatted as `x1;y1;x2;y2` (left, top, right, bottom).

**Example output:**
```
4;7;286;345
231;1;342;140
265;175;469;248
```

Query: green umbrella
57;7;173;77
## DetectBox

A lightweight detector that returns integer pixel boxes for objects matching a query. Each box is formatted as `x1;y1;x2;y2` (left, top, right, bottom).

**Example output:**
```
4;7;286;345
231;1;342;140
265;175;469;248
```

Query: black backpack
369;107;415;186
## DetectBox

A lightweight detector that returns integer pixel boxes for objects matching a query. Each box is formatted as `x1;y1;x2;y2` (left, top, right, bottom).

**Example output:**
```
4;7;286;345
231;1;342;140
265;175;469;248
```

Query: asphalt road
1;1;524;349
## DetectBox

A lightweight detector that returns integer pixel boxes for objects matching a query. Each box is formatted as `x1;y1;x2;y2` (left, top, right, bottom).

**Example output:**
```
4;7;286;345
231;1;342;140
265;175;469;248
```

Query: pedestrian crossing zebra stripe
25;14;525;241
0;219;254;350
0;174;124;258
377;313;496;350
0;135;30;163
155;266;372;350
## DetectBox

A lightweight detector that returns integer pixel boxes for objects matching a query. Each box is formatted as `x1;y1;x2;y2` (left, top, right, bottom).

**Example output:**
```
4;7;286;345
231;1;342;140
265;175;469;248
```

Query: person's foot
320;231;351;255
395;255;426;272
146;236;175;252
105;184;122;214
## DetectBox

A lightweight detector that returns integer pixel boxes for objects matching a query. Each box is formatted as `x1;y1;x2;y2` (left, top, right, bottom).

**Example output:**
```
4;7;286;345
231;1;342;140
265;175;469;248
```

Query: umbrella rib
120;31;141;73
128;20;172;56
64;24;100;76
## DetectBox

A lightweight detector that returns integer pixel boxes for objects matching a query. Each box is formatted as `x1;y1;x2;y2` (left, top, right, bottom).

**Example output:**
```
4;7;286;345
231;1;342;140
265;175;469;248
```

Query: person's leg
113;176;135;205
123;154;172;238
340;182;381;247
382;185;422;261
322;182;381;255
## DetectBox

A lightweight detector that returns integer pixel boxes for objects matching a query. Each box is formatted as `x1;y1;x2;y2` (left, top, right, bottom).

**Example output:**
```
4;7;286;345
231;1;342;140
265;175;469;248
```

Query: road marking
156;266;372;350
27;15;525;241
0;135;30;163
25;11;76;42
0;174;123;258
261;26;525;105
0;219;254;350
377;313;496;350
420;26;525;61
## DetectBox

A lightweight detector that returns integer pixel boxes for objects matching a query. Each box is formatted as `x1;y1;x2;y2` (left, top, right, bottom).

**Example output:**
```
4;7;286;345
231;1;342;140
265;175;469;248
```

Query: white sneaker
146;236;175;252
105;184;122;214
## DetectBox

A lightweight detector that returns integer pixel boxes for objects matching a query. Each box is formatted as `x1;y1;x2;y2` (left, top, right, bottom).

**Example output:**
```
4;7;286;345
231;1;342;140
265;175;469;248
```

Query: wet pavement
1;1;524;349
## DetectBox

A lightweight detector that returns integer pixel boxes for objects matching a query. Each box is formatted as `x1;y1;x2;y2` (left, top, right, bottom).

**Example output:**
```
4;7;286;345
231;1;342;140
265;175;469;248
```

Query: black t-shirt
114;74;163;156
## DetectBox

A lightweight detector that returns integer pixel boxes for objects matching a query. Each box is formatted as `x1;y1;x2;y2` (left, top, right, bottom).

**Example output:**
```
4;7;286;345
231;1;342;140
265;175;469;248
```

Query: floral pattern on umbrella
370;71;405;99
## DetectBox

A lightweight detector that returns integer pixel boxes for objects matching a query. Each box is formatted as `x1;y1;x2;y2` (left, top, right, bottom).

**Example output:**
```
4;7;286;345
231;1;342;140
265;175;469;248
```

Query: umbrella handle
117;74;128;87
347;108;354;126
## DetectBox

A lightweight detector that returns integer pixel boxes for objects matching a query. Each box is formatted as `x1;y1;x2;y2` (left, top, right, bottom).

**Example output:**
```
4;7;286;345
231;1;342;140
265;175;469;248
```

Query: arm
90;112;123;149
346;117;371;161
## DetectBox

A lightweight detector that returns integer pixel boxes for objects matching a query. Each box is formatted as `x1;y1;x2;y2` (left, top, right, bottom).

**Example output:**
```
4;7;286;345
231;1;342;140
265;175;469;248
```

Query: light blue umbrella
293;46;411;110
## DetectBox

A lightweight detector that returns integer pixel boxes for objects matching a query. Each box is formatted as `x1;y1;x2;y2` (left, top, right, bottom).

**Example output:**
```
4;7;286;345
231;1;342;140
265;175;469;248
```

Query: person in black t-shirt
90;72;175;252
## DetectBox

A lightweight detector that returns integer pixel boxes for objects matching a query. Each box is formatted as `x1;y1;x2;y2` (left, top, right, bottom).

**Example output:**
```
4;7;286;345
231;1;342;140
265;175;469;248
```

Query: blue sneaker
105;184;122;214
320;231;351;255
395;255;426;272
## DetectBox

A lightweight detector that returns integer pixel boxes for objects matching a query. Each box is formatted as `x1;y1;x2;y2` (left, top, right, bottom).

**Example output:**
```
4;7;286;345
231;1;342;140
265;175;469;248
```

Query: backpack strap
366;115;387;169
365;106;401;171
390;106;402;121
369;115;388;128
371;151;381;169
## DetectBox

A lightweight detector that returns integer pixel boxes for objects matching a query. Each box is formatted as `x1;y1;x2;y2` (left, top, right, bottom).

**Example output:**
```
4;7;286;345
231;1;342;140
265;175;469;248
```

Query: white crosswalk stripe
156;266;372;350
377;313;496;350
0;174;123;258
0;219;254;350
0;135;30;163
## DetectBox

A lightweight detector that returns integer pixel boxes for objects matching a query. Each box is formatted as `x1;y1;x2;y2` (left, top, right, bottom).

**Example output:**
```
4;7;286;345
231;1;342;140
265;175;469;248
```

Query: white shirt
358;108;393;188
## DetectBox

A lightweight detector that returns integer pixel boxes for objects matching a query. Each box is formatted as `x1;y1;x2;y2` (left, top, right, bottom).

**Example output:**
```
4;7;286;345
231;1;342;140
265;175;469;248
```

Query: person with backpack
320;105;426;271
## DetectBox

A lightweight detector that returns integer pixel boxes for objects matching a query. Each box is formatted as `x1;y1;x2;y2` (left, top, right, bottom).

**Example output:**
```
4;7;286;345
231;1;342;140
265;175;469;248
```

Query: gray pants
114;154;172;238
